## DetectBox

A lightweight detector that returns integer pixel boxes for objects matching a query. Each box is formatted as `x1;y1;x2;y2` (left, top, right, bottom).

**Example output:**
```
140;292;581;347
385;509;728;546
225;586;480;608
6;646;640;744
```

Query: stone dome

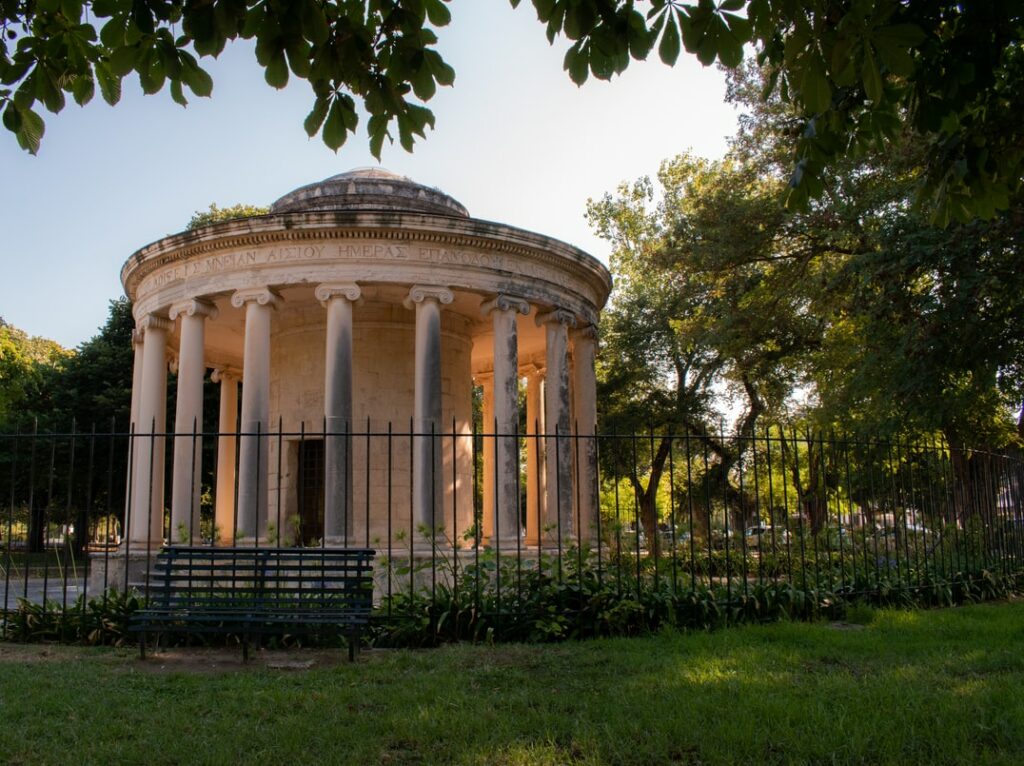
270;167;470;218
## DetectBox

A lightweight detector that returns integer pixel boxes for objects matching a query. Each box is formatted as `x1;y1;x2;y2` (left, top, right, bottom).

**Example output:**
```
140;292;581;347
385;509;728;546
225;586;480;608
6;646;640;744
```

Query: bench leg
139;631;147;660
242;635;250;663
348;629;357;662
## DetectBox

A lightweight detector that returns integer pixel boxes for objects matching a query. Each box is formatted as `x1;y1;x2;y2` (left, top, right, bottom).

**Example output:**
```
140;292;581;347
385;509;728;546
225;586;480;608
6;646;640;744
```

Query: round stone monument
120;168;612;554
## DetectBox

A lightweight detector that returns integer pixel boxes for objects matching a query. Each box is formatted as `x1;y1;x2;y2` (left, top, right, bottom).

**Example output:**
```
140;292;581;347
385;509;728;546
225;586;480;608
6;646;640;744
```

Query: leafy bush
2;590;140;645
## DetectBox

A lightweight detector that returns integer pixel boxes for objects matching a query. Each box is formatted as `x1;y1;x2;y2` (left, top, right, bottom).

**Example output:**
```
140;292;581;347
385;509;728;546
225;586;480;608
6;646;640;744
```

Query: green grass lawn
2;602;1023;765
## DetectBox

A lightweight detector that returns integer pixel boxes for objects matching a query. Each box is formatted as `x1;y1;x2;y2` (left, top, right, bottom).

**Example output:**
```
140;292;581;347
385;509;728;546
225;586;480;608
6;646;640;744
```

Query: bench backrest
147;546;375;614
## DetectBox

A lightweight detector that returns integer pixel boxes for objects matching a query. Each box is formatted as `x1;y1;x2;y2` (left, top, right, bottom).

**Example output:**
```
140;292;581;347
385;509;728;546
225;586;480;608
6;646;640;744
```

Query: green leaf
138;50;165;95
181;55;213;97
861;46;883;102
658;15;680;66
800;64;831;113
94;62;121;105
71;74;94;106
99;15;127;48
426;51;455;87
303;97;329;137
829;36;858;86
368;114;388;159
424;0;451;27
265;49;288;89
322;96;350;151
2;102;22;133
35;68;66;112
169;78;187;107
874;23;925;50
286;41;311;78
15;105;44;154
411;60;437;101
107;46;136;77
564;44;589;85
626;13;654;61
301;0;330;45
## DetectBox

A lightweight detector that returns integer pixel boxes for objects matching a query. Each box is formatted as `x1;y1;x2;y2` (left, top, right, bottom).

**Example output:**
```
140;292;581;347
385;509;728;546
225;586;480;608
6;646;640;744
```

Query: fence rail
2;424;1023;639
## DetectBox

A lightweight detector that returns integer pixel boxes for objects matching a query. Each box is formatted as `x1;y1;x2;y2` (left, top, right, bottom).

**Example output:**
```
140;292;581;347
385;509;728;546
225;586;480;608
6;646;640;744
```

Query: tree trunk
630;436;673;552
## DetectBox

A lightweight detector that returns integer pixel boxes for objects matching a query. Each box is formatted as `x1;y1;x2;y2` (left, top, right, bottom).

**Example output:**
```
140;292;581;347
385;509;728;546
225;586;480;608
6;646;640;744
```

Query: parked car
742;525;790;547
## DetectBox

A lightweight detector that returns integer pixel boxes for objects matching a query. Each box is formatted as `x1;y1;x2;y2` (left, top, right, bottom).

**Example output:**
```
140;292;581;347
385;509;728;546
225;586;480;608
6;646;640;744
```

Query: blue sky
0;1;736;348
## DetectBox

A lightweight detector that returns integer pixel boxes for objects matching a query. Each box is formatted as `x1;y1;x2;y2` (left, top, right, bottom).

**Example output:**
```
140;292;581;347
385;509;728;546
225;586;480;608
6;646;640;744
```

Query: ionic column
169;299;217;543
405;285;453;534
524;365;546;546
124;329;145;517
478;372;495;542
130;313;172;546
211;368;239;545
317;282;361;543
572;325;599;541
537;308;577;540
232;287;279;541
482;295;530;548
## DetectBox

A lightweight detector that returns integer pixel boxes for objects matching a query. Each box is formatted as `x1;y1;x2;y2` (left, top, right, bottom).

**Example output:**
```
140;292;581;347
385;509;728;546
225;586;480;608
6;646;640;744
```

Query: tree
50;296;135;431
3;1;1021;222
589;152;826;537
591;59;1024;537
0;317;69;428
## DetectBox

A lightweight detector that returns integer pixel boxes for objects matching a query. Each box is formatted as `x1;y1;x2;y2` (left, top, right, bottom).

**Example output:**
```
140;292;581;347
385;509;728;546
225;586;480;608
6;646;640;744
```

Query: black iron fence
2;423;1023;641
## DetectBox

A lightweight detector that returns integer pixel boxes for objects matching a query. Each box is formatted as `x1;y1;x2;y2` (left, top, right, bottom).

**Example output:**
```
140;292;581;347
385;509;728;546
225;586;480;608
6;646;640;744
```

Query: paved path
1;576;87;609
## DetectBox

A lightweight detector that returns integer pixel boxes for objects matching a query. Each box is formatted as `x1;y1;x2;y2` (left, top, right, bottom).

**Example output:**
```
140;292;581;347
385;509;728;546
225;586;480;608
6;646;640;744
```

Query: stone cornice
121;211;612;307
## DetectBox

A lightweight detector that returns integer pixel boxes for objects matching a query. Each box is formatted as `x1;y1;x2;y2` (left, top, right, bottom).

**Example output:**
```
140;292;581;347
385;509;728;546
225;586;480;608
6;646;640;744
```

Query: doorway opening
296;439;325;546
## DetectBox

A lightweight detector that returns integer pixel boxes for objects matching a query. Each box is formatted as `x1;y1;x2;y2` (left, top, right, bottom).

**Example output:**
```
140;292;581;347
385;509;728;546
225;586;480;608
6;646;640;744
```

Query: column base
87;545;165;596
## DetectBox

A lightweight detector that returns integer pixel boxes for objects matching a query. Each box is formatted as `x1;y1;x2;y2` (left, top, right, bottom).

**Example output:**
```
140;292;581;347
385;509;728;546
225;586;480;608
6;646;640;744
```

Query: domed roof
270;168;469;217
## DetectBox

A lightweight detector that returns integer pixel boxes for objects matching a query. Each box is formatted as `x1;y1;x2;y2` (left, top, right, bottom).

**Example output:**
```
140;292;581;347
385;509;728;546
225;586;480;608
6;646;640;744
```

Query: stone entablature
122;214;609;325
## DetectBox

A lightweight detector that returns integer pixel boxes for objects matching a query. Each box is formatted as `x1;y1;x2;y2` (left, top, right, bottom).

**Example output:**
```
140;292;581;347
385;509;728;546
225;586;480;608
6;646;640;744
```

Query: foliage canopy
2;1;1020;221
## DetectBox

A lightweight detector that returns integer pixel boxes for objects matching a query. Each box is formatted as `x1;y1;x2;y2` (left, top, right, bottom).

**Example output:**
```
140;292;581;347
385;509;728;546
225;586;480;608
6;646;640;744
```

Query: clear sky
0;1;737;349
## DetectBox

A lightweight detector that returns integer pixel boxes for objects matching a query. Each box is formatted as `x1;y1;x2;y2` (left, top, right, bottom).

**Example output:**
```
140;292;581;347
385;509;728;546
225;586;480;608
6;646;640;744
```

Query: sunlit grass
1;601;1023;764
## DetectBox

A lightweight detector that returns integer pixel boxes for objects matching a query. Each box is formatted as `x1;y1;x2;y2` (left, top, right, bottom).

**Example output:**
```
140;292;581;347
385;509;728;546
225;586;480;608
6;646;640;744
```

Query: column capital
522;362;545;379
137;313;173;335
535;308;577;329
473;369;494;386
132;328;145;347
231;287;280;310
211;367;242;383
169;298;219;321
572;324;599;343
404;284;453;309
480;294;530;317
315;282;362;306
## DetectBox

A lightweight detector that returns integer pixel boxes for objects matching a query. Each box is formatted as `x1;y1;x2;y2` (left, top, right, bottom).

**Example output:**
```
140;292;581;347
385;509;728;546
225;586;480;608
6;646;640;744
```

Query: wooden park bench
128;546;375;661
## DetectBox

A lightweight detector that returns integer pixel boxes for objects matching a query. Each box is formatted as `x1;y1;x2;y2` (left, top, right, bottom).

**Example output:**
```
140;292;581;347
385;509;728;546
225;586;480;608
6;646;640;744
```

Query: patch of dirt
133;646;371;674
0;642;377;673
828;621;867;631
0;644;87;663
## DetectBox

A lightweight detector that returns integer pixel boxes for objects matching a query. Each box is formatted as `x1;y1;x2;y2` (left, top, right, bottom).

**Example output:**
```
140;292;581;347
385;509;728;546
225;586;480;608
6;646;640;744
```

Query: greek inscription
418;247;504;270
337;243;408;259
267;245;324;262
